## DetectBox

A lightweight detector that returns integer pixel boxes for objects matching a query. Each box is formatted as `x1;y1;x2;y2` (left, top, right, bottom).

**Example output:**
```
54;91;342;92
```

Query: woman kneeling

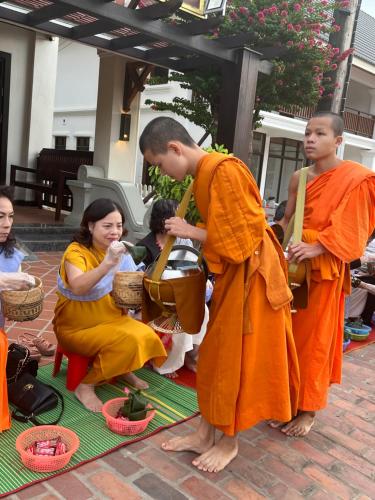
53;198;166;412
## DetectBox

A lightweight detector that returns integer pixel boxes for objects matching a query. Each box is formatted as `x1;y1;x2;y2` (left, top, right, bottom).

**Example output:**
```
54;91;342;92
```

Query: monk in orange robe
279;112;375;437
0;329;10;432
140;117;300;473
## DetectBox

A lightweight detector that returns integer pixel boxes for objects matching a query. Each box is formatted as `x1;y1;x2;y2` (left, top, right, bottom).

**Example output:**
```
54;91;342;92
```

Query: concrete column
259;134;271;198
26;34;59;168
94;53;140;182
369;89;375;139
360;149;375;171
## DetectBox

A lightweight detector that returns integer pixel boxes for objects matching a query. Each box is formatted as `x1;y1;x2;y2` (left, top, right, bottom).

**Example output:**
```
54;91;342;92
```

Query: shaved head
140;117;195;155
310;111;344;137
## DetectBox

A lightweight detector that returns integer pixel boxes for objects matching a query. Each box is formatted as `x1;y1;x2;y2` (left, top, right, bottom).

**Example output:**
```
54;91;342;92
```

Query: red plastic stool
52;345;93;391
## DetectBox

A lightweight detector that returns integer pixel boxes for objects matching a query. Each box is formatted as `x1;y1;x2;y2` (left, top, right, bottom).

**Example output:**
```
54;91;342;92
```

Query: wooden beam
254;46;289;60
145;45;191;62
172;56;218;72
182;16;223;36
26;4;77;26
216;33;256;49
137;0;183;20
216;49;261;165
110;33;156;51
71;19;121;39
123;62;153;112
56;0;236;63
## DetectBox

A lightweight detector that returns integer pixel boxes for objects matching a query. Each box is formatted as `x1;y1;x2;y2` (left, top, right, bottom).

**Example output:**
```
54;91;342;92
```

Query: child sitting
137;199;212;378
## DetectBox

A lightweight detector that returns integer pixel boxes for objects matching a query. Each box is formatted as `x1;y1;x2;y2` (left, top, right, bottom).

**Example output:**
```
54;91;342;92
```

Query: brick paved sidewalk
5;253;375;500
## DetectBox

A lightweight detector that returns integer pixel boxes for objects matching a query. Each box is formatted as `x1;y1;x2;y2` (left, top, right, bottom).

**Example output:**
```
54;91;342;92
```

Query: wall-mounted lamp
119;113;131;141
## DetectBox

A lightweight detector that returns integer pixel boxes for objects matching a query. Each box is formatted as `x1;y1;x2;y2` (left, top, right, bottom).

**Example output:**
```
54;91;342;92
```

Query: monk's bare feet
75;383;103;412
161;418;214;454
165;371;178;379
268;420;286;429
192;434;238;473
122;372;149;390
184;353;197;373
282;411;315;437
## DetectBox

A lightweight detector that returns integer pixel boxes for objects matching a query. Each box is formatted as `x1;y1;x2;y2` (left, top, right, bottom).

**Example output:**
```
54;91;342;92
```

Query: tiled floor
4;252;375;500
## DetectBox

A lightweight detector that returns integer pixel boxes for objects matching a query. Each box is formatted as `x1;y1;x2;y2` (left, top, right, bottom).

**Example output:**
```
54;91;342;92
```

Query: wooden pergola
0;0;276;163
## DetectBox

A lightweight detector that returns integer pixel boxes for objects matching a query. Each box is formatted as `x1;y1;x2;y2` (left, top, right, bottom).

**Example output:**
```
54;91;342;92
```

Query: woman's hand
103;241;126;268
0;272;35;291
288;241;326;263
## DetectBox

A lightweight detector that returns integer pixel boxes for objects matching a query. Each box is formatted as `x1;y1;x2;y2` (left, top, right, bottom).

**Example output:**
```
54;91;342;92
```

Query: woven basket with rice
0;276;44;322
112;271;144;309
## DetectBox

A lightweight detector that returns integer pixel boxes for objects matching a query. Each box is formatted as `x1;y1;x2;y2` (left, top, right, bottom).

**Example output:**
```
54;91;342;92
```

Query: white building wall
0;24;58;188
346;80;372;114
0;23;34;175
53;41;209;181
53;40;99;150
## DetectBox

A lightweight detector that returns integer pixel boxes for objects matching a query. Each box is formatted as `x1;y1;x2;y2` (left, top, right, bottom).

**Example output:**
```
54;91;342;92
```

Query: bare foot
75;383;103;412
268;420;286;429
165;371;178;379
122;372;149;390
161;418;215;454
184;354;197;373
282;411;315;437
192;434;238;473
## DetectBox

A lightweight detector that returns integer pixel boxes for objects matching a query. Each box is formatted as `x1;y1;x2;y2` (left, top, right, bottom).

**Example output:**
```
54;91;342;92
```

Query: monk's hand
288;242;325;263
165;217;193;239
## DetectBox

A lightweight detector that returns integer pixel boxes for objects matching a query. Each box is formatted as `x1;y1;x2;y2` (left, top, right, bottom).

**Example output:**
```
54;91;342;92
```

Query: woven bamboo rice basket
112;271;144;309
0;276;44;322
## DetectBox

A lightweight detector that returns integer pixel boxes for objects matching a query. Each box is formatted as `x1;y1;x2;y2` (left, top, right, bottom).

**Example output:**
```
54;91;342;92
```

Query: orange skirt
0;329;10;432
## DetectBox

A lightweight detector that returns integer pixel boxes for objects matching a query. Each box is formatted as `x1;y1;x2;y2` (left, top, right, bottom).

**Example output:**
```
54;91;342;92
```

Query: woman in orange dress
53;198;167;412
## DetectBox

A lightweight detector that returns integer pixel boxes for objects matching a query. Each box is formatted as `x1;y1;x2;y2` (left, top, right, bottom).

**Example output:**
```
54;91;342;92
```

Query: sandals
18;332;56;358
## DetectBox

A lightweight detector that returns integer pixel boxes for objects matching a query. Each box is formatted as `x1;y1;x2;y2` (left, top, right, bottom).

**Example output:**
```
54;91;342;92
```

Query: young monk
278;111;375;437
139;117;300;473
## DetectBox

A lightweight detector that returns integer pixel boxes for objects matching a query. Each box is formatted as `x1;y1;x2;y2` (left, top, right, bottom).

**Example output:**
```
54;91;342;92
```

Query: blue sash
57;253;140;302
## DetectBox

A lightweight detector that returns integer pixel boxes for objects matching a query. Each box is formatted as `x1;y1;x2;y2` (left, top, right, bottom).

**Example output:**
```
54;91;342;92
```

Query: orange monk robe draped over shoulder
293;161;375;412
0;329;10;432
193;153;300;436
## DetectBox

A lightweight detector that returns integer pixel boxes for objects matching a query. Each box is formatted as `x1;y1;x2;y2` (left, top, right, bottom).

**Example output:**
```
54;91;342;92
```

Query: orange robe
194;152;300;436
292;161;375;411
0;329;10;432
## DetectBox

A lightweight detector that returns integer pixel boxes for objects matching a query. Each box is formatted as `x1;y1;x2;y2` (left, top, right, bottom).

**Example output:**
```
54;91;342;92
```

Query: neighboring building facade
1;9;374;207
51;9;375;202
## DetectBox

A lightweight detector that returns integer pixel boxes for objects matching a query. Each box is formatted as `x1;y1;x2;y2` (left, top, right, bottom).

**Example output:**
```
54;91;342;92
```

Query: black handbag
8;373;64;425
6;343;38;384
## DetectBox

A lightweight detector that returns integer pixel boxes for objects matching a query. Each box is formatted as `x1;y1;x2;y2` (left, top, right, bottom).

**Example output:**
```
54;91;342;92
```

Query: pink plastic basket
15;425;80;473
102;397;155;436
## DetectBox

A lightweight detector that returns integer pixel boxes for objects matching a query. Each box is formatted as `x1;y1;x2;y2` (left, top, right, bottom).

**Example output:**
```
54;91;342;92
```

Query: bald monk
139;117;300;473
278;111;375;437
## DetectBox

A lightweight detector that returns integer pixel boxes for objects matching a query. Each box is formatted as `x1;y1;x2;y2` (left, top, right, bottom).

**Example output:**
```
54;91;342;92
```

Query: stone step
13;224;79;256
13;224;78;235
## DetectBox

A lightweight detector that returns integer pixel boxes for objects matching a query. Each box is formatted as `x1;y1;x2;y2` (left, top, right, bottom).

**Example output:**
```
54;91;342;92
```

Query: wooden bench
10;149;94;221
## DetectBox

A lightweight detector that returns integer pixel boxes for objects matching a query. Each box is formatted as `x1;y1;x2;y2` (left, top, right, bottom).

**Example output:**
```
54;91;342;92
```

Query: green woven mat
0;363;198;498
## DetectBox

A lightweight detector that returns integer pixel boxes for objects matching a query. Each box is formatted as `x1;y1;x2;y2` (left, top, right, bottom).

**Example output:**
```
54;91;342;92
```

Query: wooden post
216;48;260;166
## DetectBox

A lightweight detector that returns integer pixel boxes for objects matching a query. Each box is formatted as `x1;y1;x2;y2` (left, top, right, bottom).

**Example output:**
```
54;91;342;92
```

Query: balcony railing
278;106;375;139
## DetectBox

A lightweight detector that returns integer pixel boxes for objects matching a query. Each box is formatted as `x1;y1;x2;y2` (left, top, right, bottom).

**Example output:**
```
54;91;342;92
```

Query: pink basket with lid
16;425;80;473
102;397;155;436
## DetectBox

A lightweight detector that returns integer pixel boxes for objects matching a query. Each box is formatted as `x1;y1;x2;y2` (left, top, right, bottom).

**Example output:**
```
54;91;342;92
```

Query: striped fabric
0;363;198;498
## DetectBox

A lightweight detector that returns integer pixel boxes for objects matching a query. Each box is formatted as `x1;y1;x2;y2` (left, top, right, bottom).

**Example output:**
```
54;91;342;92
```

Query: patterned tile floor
4;252;375;500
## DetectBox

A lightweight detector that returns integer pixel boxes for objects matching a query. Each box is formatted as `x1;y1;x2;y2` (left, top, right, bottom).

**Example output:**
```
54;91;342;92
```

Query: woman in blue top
0;186;35;432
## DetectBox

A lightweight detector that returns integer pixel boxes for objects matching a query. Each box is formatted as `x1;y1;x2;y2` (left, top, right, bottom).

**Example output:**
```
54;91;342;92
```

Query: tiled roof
355;10;375;65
